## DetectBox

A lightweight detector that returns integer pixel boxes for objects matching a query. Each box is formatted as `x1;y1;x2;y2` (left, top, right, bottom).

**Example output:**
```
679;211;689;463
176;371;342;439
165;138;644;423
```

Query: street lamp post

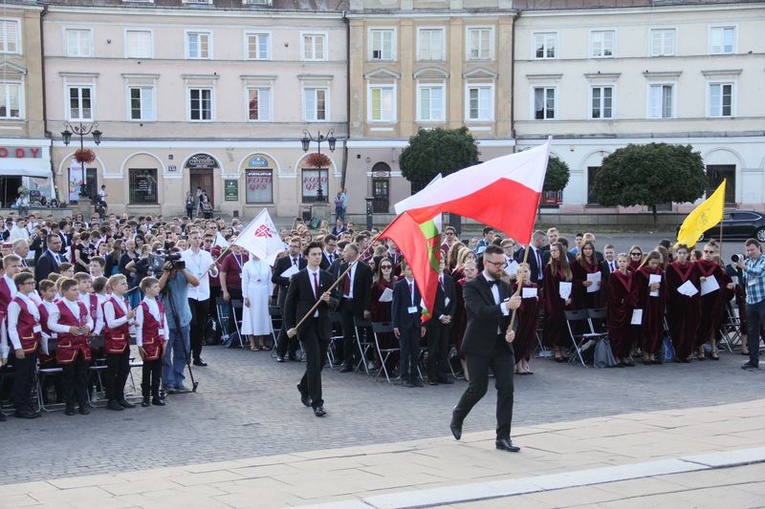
62;122;102;199
300;129;336;202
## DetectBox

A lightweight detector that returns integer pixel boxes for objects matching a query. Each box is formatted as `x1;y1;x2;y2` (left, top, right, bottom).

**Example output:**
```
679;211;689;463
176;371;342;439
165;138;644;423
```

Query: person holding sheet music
370;257;397;373
695;241;729;361
633;251;666;365
607;253;638;367
511;263;539;375
542;243;573;362
666;245;701;363
272;237;306;362
571;240;607;310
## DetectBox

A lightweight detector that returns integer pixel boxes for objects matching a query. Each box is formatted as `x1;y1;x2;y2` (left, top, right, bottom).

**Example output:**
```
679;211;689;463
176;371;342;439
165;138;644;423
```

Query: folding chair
353;316;374;374
327;312;344;368
719;300;742;353
37;338;65;412
371;321;399;383
230;299;247;349
534;308;551;358
564;309;606;367
88;336;109;407
216;297;234;343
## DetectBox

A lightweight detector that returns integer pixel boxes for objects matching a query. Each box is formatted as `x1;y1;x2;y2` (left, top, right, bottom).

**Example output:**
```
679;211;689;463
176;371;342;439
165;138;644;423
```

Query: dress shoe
141;397;150;407
438;378;454;385
118;399;136;409
65;405;75;416
313;405;327;417
175;384;191;393
79;404;92;415
14;410;40;419
288;353;298;362
0;411;6;421
495;438;521;452
193;359;208;367
450;418;463;441
340;365;353;373
276;356;285;363
742;362;759;370
403;379;415;388
412;378;424;387
152;397;166;406
106;400;125;411
297;384;311;407
427;378;438;385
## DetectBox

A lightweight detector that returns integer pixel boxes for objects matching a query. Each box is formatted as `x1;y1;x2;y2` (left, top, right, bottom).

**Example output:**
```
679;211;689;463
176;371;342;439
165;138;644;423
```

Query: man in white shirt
182;230;219;366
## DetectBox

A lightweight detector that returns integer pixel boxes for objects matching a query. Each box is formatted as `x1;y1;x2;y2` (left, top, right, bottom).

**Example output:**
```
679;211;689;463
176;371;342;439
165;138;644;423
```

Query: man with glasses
440;226;458;255
736;239;765;370
320;234;338;270
451;244;522;452
273;237;306;362
515;230;547;287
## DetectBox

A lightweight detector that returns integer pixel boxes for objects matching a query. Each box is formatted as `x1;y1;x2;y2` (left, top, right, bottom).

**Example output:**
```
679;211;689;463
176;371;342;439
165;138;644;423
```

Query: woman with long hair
452;259;478;380
607;253;637;366
543;242;573;362
370;257;397;373
695;241;730;360
634;250;667;365
571;240;606;309
512;263;539;374
665;244;700;362
627;245;644;272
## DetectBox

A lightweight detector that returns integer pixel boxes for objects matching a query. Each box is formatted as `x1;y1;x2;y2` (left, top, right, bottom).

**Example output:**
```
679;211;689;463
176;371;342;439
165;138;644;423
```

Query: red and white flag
233;208;284;265
395;138;550;245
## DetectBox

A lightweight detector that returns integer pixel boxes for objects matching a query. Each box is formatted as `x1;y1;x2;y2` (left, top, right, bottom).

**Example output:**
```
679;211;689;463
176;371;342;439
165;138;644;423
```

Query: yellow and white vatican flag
676;180;726;247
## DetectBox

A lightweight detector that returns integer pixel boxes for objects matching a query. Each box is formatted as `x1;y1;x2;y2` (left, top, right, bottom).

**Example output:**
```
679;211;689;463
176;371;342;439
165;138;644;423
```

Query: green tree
544;154;570;193
594;143;707;224
399;127;480;189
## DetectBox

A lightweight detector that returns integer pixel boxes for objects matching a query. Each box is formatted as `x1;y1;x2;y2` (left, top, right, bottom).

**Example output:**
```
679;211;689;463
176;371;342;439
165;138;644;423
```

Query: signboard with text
224;179;238;201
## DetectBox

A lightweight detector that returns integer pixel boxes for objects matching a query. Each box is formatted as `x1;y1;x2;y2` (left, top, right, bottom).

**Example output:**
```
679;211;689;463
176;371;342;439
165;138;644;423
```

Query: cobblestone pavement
3;341;763;485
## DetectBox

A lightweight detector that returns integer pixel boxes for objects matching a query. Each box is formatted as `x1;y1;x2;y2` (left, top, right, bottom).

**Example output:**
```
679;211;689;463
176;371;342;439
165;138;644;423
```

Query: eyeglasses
381;265;393;270
703;250;715;254
445;232;454;236
484;260;508;268
630;252;641;256
204;239;213;243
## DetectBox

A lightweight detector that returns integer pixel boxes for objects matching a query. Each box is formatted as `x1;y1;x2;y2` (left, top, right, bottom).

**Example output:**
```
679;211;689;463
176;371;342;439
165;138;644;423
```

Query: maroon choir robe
452;277;468;353
607;270;638;359
666;261;701;360
543;265;572;348
571;259;606;309
55;300;92;365
695;259;726;346
633;266;667;355
103;296;130;354
140;300;166;361
511;281;540;362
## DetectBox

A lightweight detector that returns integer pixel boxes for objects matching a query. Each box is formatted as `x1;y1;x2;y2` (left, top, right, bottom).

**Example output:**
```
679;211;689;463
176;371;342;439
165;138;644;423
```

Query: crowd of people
0;208;762;427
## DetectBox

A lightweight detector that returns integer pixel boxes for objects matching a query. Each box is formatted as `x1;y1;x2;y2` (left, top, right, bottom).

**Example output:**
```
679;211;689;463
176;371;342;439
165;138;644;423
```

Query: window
418;28;444;61
466;85;493;121
0;20;20;54
590;30;615;58
370;29;394;60
129;169;158;204
417;84;444;121
301;168;329;203
591;86;613;119
128;86;155;121
649;84;673;118
247;87;272;121
245;32;270;60
302;33;326;61
533;87;555;119
709;26;735;54
369;85;395;122
0;82;21;119
303;88;327;121
186;31;211;59
587;167;600;205
533;32;557;59
246;170;273;203
125;30;152;58
708;83;733;117
67;86;93;120
189;88;213;120
65;29;92;57
467;27;492;60
706;165;735;203
650;28;675;57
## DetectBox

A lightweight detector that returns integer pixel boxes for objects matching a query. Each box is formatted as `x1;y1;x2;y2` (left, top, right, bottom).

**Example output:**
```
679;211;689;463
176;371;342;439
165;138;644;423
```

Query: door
190;170;215;208
372;178;389;213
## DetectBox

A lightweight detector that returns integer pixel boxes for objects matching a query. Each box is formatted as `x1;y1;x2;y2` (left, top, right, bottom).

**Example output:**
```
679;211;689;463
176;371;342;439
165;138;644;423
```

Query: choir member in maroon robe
511;264;539;374
452;260;477;380
633;251;667;364
543;243;573;362
370;257;396;372
571;240;607;310
695;241;727;360
627;245;644;272
666;245;700;362
607;253;637;366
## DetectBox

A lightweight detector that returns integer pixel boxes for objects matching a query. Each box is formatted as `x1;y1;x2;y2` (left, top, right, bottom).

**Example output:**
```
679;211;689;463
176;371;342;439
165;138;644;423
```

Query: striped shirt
743;254;765;305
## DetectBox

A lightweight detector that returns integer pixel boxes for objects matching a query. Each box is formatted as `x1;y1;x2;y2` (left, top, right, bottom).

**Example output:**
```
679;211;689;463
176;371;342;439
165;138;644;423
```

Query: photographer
736;239;765;370
158;249;198;393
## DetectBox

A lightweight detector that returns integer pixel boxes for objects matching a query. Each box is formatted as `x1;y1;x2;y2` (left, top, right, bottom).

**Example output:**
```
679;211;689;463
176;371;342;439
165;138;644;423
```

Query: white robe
240;258;272;335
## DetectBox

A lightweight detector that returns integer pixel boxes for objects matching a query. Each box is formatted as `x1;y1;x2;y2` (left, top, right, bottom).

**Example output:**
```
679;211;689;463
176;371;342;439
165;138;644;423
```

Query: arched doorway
185;153;219;210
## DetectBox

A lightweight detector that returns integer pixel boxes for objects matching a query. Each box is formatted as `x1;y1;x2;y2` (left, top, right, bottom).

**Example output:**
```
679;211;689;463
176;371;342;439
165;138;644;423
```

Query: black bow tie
488;279;499;287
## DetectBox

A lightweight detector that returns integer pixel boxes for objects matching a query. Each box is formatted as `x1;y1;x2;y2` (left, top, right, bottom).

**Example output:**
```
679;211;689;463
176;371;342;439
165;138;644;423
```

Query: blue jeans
163;326;190;389
747;299;765;366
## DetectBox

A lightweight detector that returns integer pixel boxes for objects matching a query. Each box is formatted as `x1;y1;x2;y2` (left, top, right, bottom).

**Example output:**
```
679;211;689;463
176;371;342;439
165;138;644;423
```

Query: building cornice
517;3;765;18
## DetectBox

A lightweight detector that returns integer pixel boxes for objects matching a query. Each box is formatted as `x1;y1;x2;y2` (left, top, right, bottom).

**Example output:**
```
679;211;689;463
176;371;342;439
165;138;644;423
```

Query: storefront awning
0;158;50;178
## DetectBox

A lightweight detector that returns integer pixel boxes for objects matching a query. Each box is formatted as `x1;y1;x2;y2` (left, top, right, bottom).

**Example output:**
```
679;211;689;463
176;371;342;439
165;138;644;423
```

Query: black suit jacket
515;247;548;283
272;255;307;307
429;274;456;321
338;260;373;316
35;250;60;284
462;274;514;356
391;278;422;331
320;251;338;271
283;268;338;340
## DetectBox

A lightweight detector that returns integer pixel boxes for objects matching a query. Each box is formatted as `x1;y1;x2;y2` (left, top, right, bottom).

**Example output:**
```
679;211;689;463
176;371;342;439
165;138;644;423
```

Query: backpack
594;338;619;368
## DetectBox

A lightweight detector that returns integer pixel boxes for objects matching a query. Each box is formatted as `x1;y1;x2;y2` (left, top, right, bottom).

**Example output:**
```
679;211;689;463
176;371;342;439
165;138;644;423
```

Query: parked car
685;210;765;242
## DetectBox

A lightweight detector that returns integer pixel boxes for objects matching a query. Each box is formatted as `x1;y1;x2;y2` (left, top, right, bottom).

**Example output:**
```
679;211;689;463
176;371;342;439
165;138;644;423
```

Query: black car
700;210;765;242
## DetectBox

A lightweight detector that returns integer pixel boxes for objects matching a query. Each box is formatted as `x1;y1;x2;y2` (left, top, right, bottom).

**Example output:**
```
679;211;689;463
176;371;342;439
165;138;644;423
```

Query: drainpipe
341;10;350;191
40;4;56;201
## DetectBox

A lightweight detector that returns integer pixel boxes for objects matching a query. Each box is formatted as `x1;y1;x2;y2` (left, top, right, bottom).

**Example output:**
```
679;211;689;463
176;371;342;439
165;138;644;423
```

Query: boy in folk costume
37;279;61;405
135;277;168;407
102;274;136;411
6;272;42;418
47;278;93;416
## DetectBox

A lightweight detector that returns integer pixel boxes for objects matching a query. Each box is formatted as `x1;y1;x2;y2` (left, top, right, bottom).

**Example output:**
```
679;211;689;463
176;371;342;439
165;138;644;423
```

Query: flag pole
718;178;726;253
291;261;354;333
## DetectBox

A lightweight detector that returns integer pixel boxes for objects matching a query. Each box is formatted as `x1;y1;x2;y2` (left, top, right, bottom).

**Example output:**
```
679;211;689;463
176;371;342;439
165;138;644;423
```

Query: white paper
504;260;519;276
677;280;699;297
732;276;739;286
700;276;720;296
522;287;538;299
378;287;393;303
280;264;299;279
649;274;661;297
586;272;602;293
631;309;643;325
559;281;572;300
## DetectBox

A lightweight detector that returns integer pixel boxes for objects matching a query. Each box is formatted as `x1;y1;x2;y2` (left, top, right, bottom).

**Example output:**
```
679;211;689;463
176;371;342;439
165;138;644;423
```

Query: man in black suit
391;260;426;387
272;237;307;362
426;258;456;385
515;230;548;286
451;244;522;452
34;234;62;284
319;234;339;270
337;243;373;372
285;241;338;417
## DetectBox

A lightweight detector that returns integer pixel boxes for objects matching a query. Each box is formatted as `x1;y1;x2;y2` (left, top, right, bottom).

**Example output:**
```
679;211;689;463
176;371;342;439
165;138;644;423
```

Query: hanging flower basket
305;152;331;168
74;148;96;164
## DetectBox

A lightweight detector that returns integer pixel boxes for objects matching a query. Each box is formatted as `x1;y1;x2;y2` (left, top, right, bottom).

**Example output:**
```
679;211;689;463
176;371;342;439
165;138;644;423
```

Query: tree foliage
594;143;707;222
399;127;480;185
544;154;570;192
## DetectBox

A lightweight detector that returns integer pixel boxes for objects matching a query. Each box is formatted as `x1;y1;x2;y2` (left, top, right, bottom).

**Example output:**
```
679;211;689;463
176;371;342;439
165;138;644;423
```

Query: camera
147;250;185;276
731;254;744;263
